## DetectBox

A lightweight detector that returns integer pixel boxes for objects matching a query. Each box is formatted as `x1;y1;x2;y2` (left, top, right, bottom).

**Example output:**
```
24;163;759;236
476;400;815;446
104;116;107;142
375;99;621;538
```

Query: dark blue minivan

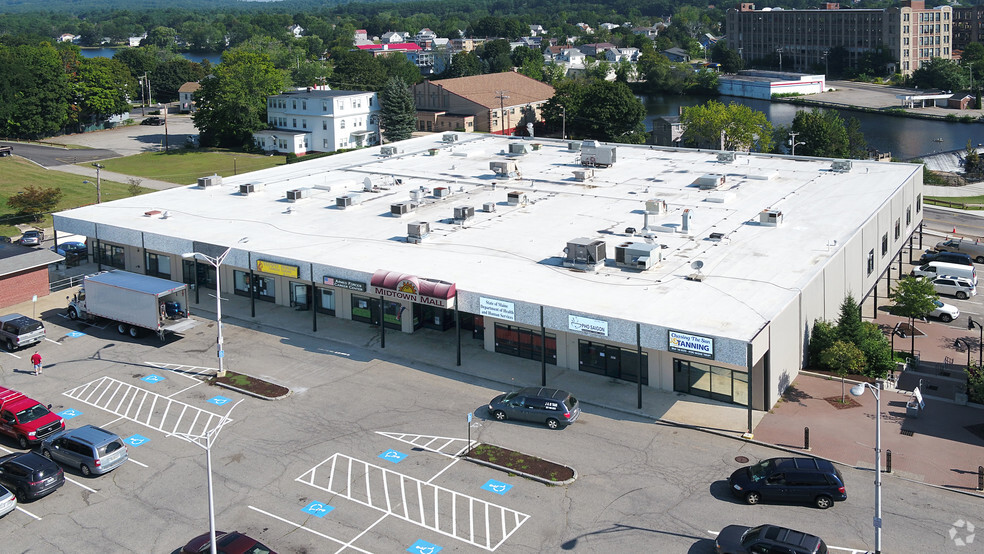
728;457;847;509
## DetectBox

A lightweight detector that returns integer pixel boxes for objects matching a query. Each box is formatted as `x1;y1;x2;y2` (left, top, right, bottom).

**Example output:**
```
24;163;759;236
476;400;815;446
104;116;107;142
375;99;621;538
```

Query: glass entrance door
290;282;311;310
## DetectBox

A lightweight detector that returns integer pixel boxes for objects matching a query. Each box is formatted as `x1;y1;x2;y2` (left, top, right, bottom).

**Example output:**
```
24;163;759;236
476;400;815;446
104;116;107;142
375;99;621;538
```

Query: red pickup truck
0;387;65;449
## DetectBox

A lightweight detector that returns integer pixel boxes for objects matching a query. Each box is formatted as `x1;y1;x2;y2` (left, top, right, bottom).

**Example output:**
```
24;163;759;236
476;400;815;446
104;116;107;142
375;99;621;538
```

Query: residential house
576;23;594;34
650;115;684;147
529;24;545;36
354;29;371;45
288;24;304;38
129;34;147;47
605;47;640;63
662;47;690;62
450;38;477;53
178;82;201;114
415;28;437;48
632;26;660;40
381;31;410;44
579;43;617;57
411;72;555;135
355;43;423;58
600;23;621;31
254;88;380;155
58;33;78;43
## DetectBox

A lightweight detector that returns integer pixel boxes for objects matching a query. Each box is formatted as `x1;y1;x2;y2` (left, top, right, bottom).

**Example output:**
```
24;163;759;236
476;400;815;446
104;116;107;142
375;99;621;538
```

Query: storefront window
97;243;125;269
382;300;404;330
673;359;748;406
233;270;274;302
578;340;648;385
316;288;335;315
145;252;170;279
351;295;377;324
494;324;556;364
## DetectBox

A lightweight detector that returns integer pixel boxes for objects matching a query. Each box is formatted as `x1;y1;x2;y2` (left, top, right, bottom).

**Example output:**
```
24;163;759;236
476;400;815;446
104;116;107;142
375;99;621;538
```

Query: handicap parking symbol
481;479;513;495
207;395;231;406
66;331;86;338
406;539;442;554
141;374;165;384
124;434;151;447
301;501;334;518
58;408;83;420
378;449;407;463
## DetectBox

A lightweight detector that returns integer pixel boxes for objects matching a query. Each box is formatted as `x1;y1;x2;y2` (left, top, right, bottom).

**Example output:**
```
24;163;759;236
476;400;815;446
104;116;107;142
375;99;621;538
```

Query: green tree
681;100;774;152
856;321;894;379
835;294;863;344
845;117;869;160
378;52;422;86
911;57;967;91
791;109;850;158
144;26;178;50
328;49;387;91
380;77;416;143
889;275;939;355
291;59;332;88
7;185;64;221
808;319;838;370
74;57;136;122
193;50;287;149
151;58;206;103
820;341;866;403
968;363;984;404
545;80;645;143
443;51;482;78
711;42;743;73
965;139;984;178
0;41;72;138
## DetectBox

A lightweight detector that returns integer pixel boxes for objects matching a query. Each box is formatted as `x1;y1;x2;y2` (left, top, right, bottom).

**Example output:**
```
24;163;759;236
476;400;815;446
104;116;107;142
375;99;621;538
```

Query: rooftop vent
453;205;475;224
483;202;496;213
239;183;263;196
407;221;430;244
286;188;311;202
573;168;594;181
490;160;520;178
645;198;667;215
615;242;661;271
708;232;726;242
580;140;616;167
568;141;582;152
717;152;736;163
508;142;529;155
442;133;459;143
759;209;783;226
380;145;398;157
831;160;853;172
507;191;528;206
197;174;222;188
695;174;725;190
409;189;423;202
336;193;363;208
563;237;607;271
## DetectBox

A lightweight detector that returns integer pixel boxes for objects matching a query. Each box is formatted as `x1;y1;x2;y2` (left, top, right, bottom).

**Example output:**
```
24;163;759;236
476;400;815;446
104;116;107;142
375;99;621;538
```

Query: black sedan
0;452;65;502
181;531;275;554
716;524;828;554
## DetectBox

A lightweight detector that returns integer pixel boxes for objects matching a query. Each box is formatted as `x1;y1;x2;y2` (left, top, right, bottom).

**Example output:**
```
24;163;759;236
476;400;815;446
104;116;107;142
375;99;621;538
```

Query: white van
912;261;977;285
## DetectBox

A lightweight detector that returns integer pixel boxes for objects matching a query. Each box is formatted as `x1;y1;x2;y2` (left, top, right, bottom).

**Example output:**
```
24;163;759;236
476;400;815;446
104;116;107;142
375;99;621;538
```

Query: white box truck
67;270;196;339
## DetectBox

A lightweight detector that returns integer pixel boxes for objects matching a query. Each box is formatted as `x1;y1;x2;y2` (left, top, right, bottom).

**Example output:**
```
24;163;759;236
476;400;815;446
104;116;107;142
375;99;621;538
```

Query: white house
128;34;146;47
381;31;410;44
288;24;304;38
254;88;380;156
605;47;640;63
178;82;201;114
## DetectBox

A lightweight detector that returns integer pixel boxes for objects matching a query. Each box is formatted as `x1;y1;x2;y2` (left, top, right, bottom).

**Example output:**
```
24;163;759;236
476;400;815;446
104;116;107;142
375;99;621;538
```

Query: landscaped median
208;371;291;400
464;443;576;486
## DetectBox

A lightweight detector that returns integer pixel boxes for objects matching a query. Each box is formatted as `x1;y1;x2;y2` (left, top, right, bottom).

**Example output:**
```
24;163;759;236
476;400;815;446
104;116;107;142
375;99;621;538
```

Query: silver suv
41;425;128;477
0;314;45;351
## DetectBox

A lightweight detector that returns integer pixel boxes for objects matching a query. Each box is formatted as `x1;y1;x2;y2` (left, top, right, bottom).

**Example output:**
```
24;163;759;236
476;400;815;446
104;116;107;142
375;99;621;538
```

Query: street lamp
955;338;972;370
968;317;983;366
850;380;884;554
158;103;169;152
173;399;244;554
182;237;248;378
91;163;104;203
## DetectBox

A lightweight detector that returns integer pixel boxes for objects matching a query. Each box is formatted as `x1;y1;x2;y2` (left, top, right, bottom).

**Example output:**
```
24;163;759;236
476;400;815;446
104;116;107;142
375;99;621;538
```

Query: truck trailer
67;270;196;339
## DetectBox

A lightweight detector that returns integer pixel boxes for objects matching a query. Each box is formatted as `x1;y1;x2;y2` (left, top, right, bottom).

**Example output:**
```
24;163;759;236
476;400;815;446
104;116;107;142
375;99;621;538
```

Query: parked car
715;524;828;554
0;451;64;502
50;241;87;256
728;457;847;509
0;484;16;518
16;229;44;246
141;116;164;126
181;531;276;554
932;276;977;299
919;250;973;266
935;238;984;263
488;387;580;429
0;236;11;244
929;299;959;323
0;313;45;351
41;424;128;477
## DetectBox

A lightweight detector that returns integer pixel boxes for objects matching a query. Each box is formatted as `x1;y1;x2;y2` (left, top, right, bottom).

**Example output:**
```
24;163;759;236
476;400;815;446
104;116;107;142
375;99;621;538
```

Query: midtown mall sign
371;270;456;308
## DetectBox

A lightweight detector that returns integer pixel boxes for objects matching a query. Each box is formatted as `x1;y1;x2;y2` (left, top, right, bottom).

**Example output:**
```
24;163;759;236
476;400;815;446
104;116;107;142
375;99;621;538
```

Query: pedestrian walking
31;351;42;375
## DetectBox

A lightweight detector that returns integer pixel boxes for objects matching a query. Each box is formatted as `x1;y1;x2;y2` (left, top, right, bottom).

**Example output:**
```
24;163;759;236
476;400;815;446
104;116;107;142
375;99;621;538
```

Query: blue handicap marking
58;408;83;420
378;449;407;463
207;395;231;406
124;434;151;447
66;331;86;338
406;539;442;554
301;501;334;518
141;374;165;384
481;479;513;495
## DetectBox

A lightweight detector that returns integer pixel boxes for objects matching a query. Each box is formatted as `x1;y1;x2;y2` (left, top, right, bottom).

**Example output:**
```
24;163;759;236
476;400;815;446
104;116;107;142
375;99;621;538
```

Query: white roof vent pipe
682;209;692;234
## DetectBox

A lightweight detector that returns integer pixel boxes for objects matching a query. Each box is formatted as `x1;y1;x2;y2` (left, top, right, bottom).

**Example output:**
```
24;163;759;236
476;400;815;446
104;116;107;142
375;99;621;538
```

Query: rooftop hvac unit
831;160;853;172
442;133;459;143
391;202;415;216
563;237;607;271
336;193;363;208
286;188;311;202
717;152;736;163
759;209;783;227
614;242;661;271
483;202;496;213
453;206;475;223
695;174;725;190
407;221;430;244
239;183;263;196
645;198;667;214
507;191;528;206
708;232;726;242
433;187;450;198
568;141;582;151
508;142;529;155
490;160;520;177
573;168;594;181
409;189;423;202
580;141;616;167
380;145;398;157
197;174;222;188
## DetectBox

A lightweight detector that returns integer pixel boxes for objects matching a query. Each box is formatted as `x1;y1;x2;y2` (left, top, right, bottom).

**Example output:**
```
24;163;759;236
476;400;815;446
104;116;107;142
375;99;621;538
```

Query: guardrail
49;274;85;293
925;198;984;210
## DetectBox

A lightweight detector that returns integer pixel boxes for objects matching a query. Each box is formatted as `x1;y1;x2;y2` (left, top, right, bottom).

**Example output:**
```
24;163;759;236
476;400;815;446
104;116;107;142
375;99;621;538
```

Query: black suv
488;387;580;429
715;524;828;554
0;451;64;502
141;116;164;126
728;457;847;509
919;250;974;266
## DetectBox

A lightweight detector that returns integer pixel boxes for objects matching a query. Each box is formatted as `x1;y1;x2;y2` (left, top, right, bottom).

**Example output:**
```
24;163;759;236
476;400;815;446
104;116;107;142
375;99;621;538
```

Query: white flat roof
55;133;921;342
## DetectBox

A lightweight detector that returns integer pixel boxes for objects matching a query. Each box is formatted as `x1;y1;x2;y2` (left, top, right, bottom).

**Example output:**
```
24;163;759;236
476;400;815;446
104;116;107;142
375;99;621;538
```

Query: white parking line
144;362;215;380
66;476;97;493
335;512;387;554
376;431;473;458
127;457;148;468
44;338;62;345
246;505;374;554
297;453;529;552
2;351;21;358
16;506;41;520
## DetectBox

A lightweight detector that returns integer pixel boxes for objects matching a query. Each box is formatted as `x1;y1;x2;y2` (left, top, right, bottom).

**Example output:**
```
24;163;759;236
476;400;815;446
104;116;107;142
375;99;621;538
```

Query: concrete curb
213;380;292;401
463;448;577;487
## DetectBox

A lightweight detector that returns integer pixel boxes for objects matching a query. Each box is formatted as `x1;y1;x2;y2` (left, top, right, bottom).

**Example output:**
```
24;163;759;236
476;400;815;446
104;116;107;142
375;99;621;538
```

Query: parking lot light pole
850;380;883;554
91;164;104;203
173;399;244;554
968;317;983;366
182;237;248;378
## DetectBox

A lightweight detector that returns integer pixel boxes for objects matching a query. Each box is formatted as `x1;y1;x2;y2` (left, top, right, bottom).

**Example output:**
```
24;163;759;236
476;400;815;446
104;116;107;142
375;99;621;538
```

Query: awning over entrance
371;269;456;308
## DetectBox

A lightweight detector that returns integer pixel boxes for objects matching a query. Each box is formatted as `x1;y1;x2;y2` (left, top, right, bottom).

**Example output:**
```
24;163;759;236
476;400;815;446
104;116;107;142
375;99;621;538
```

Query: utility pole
777;47;783;72
495;90;510;135
92;163;104;203
789;131;805;156
561;106;566;140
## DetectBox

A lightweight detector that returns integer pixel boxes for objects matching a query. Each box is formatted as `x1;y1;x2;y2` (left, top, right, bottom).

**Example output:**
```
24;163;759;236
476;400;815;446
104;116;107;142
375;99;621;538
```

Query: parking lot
0;294;982;553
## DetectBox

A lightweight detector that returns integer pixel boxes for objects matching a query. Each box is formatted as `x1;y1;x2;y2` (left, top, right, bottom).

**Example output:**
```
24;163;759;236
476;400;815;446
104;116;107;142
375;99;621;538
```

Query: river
642;94;984;160
79;47;223;66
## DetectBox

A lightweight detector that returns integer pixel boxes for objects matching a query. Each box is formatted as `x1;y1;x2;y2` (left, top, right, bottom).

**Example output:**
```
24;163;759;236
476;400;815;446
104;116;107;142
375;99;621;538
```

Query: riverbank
782;80;984;124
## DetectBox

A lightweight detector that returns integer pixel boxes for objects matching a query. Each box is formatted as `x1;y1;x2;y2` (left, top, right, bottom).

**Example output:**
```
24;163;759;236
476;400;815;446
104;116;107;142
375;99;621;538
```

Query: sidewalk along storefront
359;270;457;332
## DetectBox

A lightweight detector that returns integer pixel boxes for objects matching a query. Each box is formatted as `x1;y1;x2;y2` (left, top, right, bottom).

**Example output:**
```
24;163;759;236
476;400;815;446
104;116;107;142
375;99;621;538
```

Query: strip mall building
53;133;924;411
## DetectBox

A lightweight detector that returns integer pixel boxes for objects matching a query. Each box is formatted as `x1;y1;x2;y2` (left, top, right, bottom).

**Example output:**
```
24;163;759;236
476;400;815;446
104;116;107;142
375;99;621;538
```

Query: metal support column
540;305;546;386
455;291;461;366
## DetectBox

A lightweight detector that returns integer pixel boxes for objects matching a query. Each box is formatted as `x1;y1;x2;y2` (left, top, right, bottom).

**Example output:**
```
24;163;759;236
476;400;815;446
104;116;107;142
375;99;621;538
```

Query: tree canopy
680;100;774;152
790;108;868;159
380;77;416;142
543;80;646;143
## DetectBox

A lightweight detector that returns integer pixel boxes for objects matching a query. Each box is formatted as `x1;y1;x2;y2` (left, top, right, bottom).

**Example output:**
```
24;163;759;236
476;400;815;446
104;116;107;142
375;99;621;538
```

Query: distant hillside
0;0;366;14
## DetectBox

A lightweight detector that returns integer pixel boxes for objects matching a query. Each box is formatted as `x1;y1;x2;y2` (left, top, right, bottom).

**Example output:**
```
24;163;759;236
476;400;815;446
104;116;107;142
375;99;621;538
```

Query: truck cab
0;387;65;449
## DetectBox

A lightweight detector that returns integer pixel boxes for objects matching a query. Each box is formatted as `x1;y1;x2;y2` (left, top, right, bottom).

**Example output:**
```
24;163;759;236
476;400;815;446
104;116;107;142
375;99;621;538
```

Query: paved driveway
43;112;199;157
